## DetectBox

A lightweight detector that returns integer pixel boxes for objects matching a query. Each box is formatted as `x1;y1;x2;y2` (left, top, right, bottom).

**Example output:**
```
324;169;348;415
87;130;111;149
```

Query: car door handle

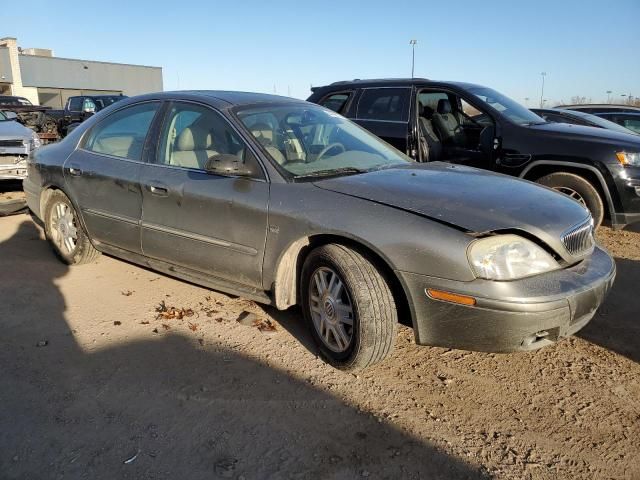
68;166;82;176
148;184;169;196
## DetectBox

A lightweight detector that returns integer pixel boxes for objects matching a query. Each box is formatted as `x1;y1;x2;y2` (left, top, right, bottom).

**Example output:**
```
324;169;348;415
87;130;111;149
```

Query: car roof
558;104;640;112
160;90;305;106
312;78;487;91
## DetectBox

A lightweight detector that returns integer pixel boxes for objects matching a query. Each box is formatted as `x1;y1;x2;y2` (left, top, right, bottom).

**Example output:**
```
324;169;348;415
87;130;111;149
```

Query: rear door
139;101;269;288
352;87;411;153
63;101;161;253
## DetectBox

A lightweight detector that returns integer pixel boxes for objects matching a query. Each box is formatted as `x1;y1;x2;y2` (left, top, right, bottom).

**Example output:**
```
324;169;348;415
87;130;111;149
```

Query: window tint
320;93;351;113
68;97;83;111
157;102;256;173
84;102;159;161
357;88;409;121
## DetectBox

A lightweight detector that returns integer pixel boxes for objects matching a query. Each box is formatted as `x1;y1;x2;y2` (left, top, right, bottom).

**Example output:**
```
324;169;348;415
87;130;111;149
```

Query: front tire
44;190;100;265
301;244;397;371
537;172;604;227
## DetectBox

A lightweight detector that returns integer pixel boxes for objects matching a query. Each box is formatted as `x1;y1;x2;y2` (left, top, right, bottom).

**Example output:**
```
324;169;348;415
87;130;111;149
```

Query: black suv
308;79;640;228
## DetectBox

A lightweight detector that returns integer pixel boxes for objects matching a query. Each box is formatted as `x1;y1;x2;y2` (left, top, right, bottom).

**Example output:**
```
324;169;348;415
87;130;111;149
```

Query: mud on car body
24;91;615;370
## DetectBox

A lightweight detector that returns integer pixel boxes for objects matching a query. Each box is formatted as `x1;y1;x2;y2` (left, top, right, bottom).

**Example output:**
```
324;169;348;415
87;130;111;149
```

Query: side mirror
205;154;253;177
4;111;18;121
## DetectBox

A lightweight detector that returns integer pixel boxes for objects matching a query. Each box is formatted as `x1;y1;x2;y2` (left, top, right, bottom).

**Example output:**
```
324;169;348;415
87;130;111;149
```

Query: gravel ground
0;212;638;480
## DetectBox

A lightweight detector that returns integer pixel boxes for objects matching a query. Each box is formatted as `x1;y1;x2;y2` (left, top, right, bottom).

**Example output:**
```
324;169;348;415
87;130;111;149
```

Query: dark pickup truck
57;94;127;136
0;94;126;142
308;79;640;229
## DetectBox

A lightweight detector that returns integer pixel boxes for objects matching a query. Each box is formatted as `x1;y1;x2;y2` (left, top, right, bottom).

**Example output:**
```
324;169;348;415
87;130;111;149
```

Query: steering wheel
316;143;345;162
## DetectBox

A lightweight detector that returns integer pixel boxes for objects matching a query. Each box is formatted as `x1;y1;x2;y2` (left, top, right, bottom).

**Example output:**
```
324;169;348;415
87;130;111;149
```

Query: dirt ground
1;208;639;479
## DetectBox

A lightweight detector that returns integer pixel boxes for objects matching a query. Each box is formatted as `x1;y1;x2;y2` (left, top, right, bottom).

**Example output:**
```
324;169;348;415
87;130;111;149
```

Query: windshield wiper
294;167;368;180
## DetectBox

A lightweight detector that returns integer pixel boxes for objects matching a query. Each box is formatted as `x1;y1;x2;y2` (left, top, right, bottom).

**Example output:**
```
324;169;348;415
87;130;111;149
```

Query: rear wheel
301;244;397;371
44;190;100;265
537;172;604;227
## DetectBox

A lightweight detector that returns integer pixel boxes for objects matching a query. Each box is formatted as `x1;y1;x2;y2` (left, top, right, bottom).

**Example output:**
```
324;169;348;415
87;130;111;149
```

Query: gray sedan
23;91;615;370
0;110;41;180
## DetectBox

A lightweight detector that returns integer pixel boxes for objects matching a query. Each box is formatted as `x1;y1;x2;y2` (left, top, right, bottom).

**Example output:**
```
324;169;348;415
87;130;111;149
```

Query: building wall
0;47;14;83
19;55;163;96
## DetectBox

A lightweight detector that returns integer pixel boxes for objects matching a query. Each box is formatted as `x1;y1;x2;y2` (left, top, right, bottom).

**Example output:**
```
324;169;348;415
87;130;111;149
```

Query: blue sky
2;0;638;105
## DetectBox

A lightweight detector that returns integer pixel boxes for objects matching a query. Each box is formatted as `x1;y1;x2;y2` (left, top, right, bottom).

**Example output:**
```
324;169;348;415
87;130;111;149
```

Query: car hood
0;120;34;140
528;121;640;147
313;162;590;260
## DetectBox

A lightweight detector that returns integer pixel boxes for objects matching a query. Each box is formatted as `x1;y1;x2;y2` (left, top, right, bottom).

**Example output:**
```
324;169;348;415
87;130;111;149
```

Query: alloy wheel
308;267;354;353
50;202;78;255
553;186;586;206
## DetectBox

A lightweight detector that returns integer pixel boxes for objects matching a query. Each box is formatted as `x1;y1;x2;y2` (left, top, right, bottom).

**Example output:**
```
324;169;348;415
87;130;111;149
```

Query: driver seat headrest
176;126;213;151
436;99;452;115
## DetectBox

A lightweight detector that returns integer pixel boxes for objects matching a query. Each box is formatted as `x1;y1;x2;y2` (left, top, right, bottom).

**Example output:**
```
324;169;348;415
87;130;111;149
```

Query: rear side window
84;102;160;161
68;97;83;111
357;88;410;121
320;93;351;113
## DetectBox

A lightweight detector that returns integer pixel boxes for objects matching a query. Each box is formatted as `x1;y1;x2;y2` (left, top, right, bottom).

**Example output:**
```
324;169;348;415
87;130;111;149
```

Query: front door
63;101;161;253
139;101;269;288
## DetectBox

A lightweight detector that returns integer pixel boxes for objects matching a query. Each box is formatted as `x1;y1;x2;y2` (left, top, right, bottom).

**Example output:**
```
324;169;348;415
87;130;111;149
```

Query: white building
0;37;163;108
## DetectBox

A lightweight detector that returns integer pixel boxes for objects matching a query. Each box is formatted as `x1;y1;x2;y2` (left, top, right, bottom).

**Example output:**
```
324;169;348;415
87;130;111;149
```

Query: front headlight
468;234;559;281
29;132;41;151
616;151;640;166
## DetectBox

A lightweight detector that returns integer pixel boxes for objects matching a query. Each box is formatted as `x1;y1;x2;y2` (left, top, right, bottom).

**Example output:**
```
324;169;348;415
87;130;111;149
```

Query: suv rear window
356;88;410;122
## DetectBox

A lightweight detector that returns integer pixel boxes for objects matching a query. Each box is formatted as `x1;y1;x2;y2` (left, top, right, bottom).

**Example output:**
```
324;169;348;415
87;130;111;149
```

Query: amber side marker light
426;289;477;306
616;152;629;165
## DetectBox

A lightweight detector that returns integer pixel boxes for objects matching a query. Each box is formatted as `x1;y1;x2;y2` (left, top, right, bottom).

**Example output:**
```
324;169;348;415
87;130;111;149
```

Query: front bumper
0;157;27;180
398;246;616;352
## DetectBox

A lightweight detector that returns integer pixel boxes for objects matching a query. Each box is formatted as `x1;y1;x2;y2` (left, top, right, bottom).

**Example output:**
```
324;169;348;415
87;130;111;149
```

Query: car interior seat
170;125;218;169
249;123;286;165
418;103;442;162
432;98;466;146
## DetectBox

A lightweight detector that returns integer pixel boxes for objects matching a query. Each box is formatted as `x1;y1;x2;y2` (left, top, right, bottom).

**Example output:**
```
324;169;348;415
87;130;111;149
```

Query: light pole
606;90;612;103
524;97;530;106
410;40;417;78
539;72;547;108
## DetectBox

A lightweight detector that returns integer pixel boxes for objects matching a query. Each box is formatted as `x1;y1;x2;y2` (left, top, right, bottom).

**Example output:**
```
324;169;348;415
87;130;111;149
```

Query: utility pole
539;72;547;108
606;90;612;103
410;40;417;78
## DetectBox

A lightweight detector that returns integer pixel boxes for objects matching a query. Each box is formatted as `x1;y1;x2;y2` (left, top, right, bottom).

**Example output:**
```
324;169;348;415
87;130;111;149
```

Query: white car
0;110;41;180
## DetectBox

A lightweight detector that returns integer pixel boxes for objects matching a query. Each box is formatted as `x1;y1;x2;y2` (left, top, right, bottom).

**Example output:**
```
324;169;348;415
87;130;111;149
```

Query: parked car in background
531;108;639;135
0;109;41;180
558;104;640;135
58;94;127;137
24;91;615;370
0;95;59;143
308;79;640;228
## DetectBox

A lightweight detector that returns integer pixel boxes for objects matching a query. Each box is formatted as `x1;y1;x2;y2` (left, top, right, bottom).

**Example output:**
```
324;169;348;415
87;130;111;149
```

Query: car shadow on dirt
578;257;640;363
0;219;485;479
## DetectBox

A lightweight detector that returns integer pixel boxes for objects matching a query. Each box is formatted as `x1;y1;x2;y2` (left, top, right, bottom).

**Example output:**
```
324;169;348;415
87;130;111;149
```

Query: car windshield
468;87;545;126
235;104;412;178
94;96;126;110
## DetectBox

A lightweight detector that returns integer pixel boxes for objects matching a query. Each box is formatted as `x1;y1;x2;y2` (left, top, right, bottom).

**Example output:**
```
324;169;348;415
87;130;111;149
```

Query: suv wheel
301;244;397;371
537;172;604;227
44;190;100;265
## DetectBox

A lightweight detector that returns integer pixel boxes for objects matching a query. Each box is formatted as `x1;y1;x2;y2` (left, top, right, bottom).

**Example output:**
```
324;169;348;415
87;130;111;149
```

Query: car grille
561;218;595;256
0;139;25;148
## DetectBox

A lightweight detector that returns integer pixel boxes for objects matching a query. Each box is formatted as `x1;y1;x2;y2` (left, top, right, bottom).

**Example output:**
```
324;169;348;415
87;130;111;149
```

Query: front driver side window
84;102;160;161
157;102;259;174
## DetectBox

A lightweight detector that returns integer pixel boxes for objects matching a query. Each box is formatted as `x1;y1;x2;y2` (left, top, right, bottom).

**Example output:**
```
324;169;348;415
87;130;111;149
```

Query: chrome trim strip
561;217;595;256
141;221;257;256
83;208;139;225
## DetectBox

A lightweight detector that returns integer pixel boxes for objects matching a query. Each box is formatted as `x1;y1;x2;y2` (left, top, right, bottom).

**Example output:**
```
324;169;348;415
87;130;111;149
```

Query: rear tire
301;244;397;371
537;172;604;227
44;190;100;265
